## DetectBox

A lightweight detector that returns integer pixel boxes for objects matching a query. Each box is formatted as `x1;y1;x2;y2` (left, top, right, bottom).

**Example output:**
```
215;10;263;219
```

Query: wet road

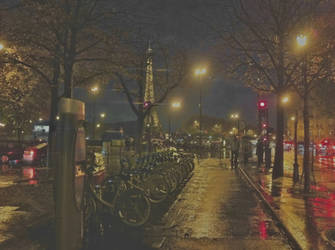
152;158;292;250
243;151;335;250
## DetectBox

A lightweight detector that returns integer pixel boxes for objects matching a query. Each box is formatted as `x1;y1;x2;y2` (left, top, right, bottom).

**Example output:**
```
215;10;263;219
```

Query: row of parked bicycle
84;149;195;229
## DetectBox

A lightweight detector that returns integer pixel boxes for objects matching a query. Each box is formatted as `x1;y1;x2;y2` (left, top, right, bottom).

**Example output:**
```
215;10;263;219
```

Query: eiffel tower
144;42;161;131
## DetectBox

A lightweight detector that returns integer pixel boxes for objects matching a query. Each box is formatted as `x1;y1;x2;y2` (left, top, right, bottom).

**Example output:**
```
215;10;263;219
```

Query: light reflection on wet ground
162;158;291;250
243;151;335;250
0;206;28;243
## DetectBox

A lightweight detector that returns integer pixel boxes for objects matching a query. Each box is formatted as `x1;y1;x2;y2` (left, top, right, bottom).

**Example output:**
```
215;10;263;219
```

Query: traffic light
143;101;151;109
257;100;267;110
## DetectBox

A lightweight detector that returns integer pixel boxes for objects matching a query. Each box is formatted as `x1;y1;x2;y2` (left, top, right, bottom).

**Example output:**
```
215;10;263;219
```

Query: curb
238;166;302;250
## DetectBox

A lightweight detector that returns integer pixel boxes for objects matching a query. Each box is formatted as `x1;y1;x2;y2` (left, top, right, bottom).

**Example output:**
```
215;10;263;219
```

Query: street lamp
89;85;99;139
230;113;240;135
296;33;310;191
100;113;106;118
281;96;289;104
169;101;181;138
296;34;307;47
292;111;299;183
195;67;207;148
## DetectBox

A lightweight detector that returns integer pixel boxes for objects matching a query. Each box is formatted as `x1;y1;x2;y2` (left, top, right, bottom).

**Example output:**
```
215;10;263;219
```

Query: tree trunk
303;73;310;193
47;85;58;168
273;35;285;179
17;129;21;144
63;62;73;98
273;95;284;179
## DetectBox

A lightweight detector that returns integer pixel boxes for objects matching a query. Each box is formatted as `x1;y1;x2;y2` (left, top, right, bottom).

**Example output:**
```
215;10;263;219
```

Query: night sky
74;0;277;130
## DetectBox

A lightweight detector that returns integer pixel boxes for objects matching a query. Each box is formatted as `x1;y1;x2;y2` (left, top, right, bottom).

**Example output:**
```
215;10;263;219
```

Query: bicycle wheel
116;188;151;227
145;175;169;204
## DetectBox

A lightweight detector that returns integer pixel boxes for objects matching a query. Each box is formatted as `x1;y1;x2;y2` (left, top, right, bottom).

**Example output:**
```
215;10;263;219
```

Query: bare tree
113;39;188;153
204;0;324;179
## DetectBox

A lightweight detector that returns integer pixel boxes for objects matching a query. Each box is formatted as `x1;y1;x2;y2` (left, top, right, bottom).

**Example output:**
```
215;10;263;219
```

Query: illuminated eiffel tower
144;42;161;131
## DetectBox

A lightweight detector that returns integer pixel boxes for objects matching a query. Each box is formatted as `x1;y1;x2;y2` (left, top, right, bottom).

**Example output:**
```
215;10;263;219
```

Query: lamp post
230;113;240;135
195;67;207;148
169;101;181;138
291;113;299;182
297;34;310;192
90;86;99;139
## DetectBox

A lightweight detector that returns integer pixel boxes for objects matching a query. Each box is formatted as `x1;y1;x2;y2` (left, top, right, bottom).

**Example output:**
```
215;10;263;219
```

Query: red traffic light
143;101;151;109
257;100;267;110
262;122;268;128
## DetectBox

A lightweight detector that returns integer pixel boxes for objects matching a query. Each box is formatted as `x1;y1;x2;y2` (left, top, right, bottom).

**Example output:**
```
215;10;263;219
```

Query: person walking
230;135;240;168
256;138;264;166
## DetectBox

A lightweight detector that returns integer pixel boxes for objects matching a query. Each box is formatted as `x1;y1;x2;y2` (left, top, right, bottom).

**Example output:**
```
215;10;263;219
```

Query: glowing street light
56;116;60;120
296;34;307;47
39;118;43;121
231;113;239;119
291;116;296;121
195;67;207;76
100;113;106;118
90;86;99;94
96;123;101;128
282;96;289;104
230;113;240;135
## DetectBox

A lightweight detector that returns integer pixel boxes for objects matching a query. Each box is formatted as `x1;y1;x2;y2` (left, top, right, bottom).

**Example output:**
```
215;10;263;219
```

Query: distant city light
282;96;289;104
171;101;181;109
195;67;207;76
296;34;307;47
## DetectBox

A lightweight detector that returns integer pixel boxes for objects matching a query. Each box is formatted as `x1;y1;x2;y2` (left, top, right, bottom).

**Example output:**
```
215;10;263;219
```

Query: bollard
54;98;85;250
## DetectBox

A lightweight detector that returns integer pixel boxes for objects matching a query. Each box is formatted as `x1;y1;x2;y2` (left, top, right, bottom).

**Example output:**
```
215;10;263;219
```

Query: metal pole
199;81;202;147
293;110;299;183
168;112;171;139
92;97;96;139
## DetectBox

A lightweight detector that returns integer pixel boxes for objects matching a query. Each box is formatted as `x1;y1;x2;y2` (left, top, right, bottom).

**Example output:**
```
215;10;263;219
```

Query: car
316;138;335;156
0;143;24;165
23;142;48;166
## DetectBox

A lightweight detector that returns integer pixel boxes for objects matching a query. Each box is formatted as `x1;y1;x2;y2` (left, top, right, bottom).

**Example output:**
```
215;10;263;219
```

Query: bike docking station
102;130;125;176
53;97;86;250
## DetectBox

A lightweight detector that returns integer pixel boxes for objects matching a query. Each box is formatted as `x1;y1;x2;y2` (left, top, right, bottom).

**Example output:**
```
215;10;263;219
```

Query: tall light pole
195;67;207;147
90;86;99;139
230;113;240;135
291;113;299;183
297;34;310;192
169;101;181;138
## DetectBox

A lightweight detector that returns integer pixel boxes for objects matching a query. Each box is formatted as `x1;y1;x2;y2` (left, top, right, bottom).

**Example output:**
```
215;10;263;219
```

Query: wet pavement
154;158;292;250
241;151;335;250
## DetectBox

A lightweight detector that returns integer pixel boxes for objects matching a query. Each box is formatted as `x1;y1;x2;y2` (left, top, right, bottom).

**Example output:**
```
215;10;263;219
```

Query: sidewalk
240;152;335;250
162;158;292;250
